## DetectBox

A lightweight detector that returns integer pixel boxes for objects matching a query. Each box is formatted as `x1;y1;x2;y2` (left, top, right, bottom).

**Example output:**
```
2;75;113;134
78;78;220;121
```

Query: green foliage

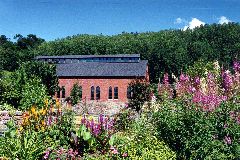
128;79;151;112
20;78;48;110
70;83;82;105
186;59;220;78
47;109;75;146
33;23;240;82
0;120;55;160
1;61;58;108
0;34;44;71
114;108;136;131
153;99;240;159
19;61;58;96
1;24;240;82
110;115;176;160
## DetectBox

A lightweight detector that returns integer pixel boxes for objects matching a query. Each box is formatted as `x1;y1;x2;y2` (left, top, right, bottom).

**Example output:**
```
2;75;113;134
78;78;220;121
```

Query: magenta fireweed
80;114;115;136
158;61;240;112
224;136;232;145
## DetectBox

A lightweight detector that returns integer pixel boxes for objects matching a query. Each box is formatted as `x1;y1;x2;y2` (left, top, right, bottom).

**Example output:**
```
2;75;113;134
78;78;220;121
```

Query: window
62;86;65;98
127;87;132;99
108;87;112;99
60;59;65;63
57;86;61;98
114;87;118;99
91;86;94;100
96;86;100;100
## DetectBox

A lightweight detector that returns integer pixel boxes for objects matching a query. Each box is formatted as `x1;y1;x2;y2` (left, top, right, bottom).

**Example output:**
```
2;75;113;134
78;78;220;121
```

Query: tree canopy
1;23;240;83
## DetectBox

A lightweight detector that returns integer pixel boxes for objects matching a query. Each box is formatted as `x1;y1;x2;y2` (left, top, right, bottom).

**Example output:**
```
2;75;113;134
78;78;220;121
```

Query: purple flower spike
93;124;101;136
90;119;94;130
99;114;104;124
224;136;232;144
233;61;240;72
81;116;86;124
43;151;50;159
194;77;200;85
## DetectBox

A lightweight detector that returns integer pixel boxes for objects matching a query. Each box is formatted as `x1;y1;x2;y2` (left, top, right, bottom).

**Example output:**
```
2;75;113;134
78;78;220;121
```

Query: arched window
91;86;94;100
114;87;118;99
108;87;112;99
127;87;131;99
62;86;65;98
96;86;100;100
57;86;61;98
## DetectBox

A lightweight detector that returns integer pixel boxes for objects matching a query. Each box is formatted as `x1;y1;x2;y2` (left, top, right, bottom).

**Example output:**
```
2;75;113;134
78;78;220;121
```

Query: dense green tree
1;23;240;83
0;62;58;108
70;83;82;105
128;78;151;112
33;23;240;82
18;61;58;96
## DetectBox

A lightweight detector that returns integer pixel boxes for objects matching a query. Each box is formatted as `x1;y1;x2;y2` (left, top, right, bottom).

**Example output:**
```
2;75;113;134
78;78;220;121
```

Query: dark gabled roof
36;54;140;59
56;60;148;77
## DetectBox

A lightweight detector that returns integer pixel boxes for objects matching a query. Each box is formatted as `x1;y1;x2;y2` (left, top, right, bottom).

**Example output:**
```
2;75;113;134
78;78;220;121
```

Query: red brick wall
57;65;149;103
58;77;135;102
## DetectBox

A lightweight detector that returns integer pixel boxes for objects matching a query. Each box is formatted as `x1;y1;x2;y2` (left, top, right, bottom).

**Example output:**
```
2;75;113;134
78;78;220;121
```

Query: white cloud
218;16;231;24
183;18;205;31
175;18;183;24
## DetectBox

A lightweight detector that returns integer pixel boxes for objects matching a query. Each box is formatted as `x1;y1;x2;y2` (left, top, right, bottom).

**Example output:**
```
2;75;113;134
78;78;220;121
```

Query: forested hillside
1;23;240;83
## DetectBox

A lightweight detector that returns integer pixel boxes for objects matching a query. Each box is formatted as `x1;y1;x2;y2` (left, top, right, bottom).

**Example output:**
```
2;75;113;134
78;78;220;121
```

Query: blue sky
0;0;239;41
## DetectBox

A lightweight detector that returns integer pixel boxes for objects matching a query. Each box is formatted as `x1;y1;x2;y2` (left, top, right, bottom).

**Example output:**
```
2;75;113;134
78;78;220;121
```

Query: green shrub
20;78;49;110
0;120;57;160
114;107;136;131
112;115;176;160
128;78;151;112
153;99;240;159
70;83;82;105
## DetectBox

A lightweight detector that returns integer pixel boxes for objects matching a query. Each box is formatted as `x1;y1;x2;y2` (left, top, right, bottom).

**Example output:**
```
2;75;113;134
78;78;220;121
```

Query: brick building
36;54;149;103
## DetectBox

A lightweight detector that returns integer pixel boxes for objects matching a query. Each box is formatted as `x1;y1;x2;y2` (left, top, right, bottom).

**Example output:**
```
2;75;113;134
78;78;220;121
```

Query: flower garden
0;61;240;159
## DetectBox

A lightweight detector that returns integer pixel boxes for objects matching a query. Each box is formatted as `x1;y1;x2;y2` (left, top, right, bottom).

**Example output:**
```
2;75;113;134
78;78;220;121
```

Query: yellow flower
41;120;46;126
88;115;93;121
44;99;48;106
39;108;47;116
56;98;60;106
31;106;36;115
19;126;23;131
41;126;45;131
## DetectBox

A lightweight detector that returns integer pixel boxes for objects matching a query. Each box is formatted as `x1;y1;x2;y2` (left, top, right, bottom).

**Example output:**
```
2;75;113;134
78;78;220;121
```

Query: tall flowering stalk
158;61;240;112
175;73;191;98
158;73;173;98
80;114;115;136
79;114;115;154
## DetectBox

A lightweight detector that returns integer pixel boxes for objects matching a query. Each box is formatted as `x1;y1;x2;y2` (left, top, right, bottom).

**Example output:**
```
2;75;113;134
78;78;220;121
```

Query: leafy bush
1;61;58;108
20;78;49;110
153;100;240;159
128;78;151;112
18;61;58;96
70;83;82;105
0;120;56;160
75;114;115;155
155;61;240;159
111;115;176;160
114;107;136;131
186;59;220;78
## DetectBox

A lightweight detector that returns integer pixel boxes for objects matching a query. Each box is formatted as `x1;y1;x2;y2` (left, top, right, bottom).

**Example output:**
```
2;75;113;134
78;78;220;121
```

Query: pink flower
233;61;240;72
224;123;228;128
163;73;169;85
110;146;115;150
224;136;232;144
43;151;49;159
122;153;128;157
112;149;118;154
